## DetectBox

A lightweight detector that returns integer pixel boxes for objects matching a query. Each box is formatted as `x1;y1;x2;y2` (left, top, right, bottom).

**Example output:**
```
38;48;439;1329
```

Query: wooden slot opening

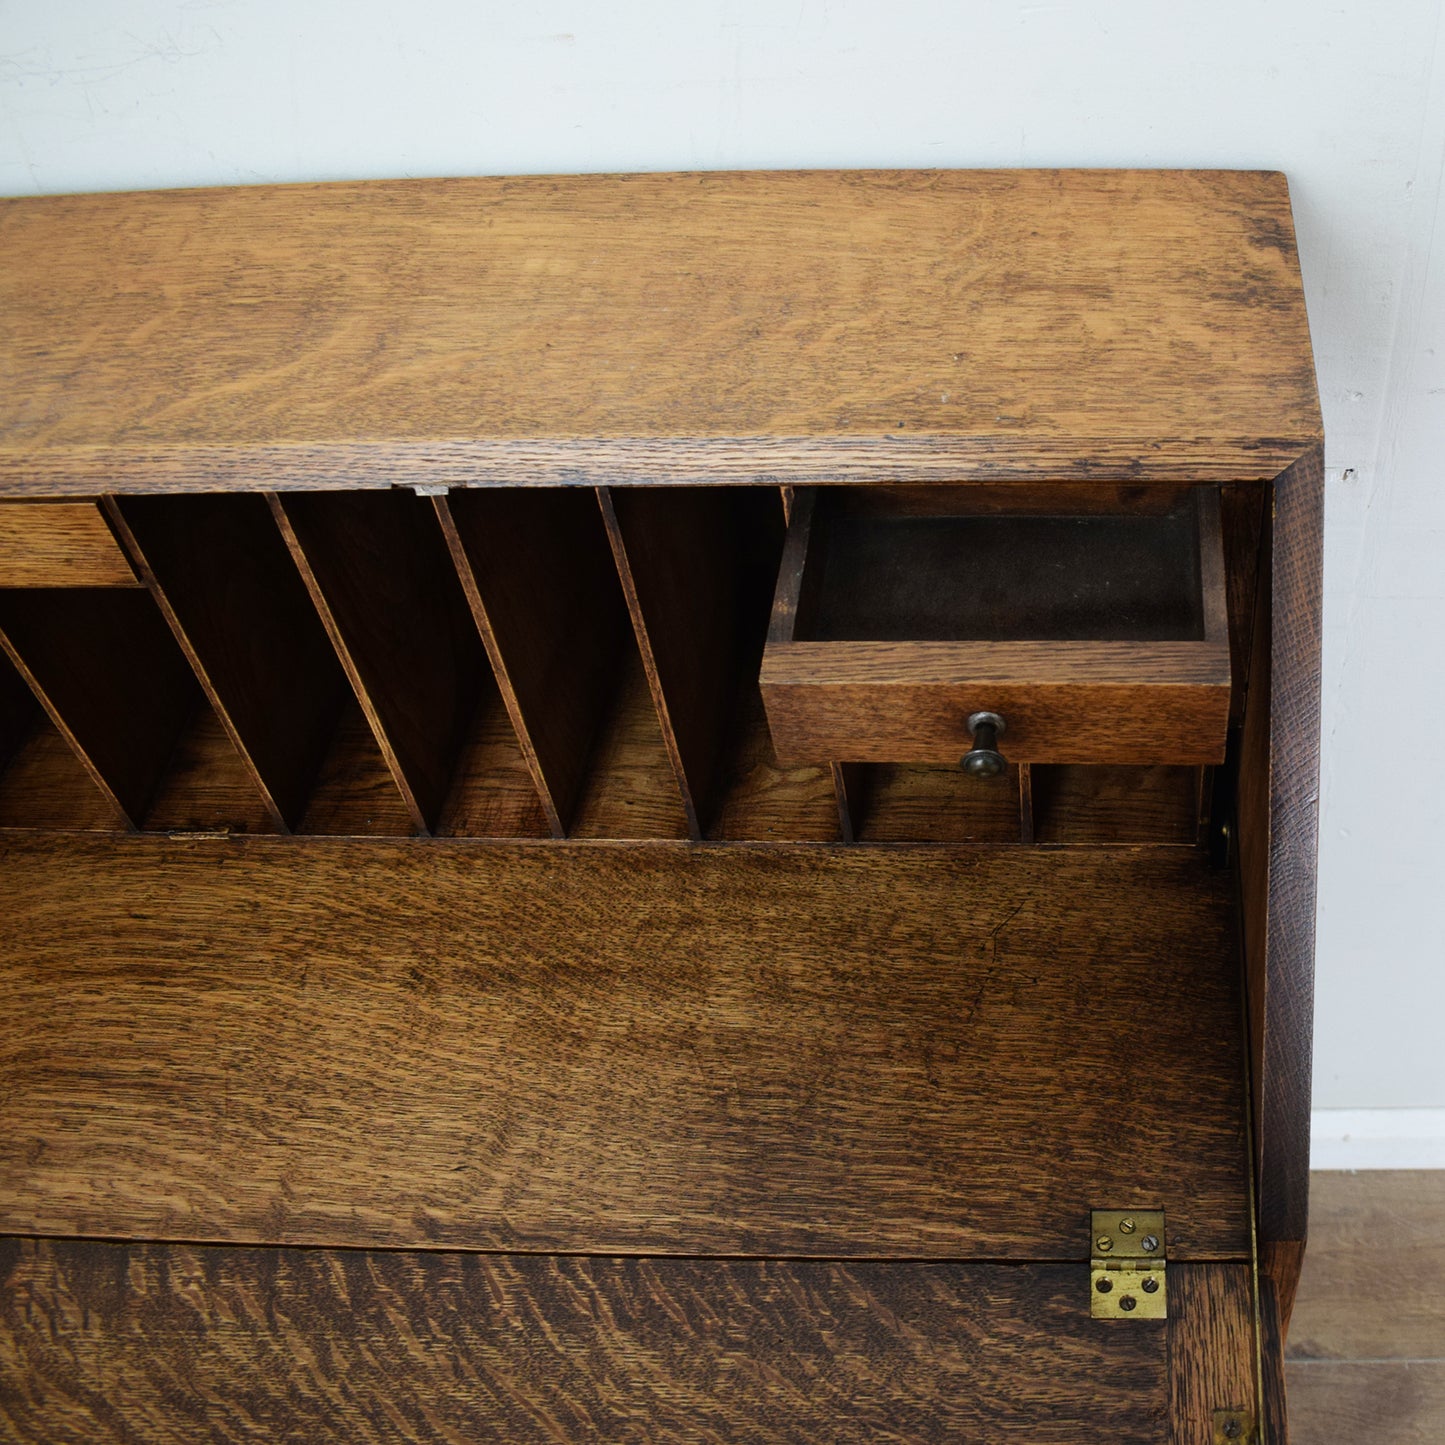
849;763;1027;844
107;494;403;834
0;588;199;827
1030;765;1204;846
601;485;839;842
0;685;125;833
270;490;542;836
439;487;684;840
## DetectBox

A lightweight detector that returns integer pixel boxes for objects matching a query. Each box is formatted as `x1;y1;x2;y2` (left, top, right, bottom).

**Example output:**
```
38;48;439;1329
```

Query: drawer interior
796;493;1207;644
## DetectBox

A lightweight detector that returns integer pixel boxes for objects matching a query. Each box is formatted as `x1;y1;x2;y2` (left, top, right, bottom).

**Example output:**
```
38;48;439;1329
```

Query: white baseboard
1311;1108;1445;1169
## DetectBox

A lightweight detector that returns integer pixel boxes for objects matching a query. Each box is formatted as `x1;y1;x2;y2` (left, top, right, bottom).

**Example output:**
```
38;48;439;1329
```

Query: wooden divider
437;488;635;838
0;589;197;827
107;495;350;832
599;485;798;840
270;491;495;834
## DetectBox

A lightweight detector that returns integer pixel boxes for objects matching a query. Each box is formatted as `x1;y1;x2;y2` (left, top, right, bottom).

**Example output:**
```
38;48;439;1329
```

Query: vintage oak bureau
0;171;1321;1443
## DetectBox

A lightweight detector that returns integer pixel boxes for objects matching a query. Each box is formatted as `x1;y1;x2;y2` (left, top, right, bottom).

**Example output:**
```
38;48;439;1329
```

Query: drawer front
760;640;1231;766
0;502;137;587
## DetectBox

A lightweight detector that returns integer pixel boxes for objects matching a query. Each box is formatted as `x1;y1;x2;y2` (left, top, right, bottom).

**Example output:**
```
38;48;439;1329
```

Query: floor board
1287;1171;1445;1445
0;839;1248;1258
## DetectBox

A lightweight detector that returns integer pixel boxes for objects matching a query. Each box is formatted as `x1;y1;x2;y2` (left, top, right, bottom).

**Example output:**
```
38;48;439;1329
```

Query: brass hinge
1212;1408;1256;1444
1090;1209;1166;1319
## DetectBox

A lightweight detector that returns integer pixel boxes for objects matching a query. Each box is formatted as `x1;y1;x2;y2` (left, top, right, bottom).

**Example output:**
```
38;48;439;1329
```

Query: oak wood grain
760;640;1231;765
0;503;137;587
108;494;351;832
271;490;488;833
855;763;1024;843
1168;1264;1259;1445
296;697;417;837
434;689;553;840
704;685;840;842
565;652;693;840
0;171;1319;493
0;588;198;827
0;839;1249;1259
600;486;785;838
1031;764;1201;845
0;716;125;833
438;487;631;836
0;1241;1182;1445
141;706;278;836
1236;445;1324;1288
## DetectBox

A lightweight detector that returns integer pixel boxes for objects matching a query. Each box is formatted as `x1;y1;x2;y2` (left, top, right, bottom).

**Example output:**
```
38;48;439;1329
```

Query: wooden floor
1288;1171;1445;1444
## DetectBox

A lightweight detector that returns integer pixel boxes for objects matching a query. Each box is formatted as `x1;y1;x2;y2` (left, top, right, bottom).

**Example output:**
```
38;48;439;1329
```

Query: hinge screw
1095;1277;1113;1293
1141;1234;1160;1252
1119;1295;1137;1312
1096;1235;1114;1252
1141;1276;1160;1294
1223;1422;1242;1440
1119;1217;1136;1234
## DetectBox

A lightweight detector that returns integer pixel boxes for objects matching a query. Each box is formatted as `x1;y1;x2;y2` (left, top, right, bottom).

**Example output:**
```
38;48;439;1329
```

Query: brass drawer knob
962;712;1007;778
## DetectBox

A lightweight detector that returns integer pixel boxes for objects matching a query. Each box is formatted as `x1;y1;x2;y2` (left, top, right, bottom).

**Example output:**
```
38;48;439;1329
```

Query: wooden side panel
108;495;350;831
0;589;197;826
1238;445;1324;1299
271;491;488;832
601;486;786;838
0;1242;1173;1445
0;503;137;587
1168;1264;1260;1445
438;487;631;836
0;838;1249;1259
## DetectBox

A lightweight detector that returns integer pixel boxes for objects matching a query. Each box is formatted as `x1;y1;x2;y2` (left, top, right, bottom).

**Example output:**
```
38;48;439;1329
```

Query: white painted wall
4;1;1443;1127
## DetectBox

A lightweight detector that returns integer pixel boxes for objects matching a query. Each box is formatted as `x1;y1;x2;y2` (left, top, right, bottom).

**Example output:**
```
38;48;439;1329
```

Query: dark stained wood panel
0;172;1319;493
0;1241;1180;1445
0;588;198;827
0;839;1249;1258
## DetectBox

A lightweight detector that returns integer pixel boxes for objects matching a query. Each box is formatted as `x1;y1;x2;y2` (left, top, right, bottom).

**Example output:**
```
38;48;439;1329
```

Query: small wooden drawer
760;486;1230;767
0;502;137;588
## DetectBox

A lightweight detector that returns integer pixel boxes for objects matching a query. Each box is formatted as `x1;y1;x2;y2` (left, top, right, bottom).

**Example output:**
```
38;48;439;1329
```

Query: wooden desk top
0;169;1319;494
